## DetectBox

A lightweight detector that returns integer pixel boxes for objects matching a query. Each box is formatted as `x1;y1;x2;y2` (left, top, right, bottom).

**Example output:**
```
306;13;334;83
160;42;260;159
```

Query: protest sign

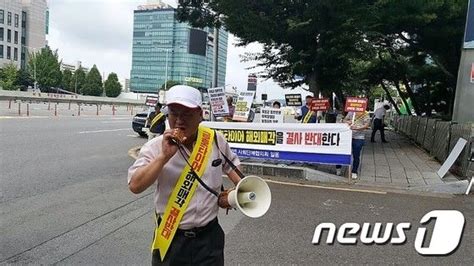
285;94;303;106
311;98;330;111
344;97;368;113
233;91;255;121
207;87;229;117
261;108;283;123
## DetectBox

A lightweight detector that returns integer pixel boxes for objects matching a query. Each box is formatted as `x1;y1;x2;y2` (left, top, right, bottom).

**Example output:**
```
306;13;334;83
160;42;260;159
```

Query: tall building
121;78;130;92
130;0;228;94
247;74;257;91
60;60;89;73
0;0;48;69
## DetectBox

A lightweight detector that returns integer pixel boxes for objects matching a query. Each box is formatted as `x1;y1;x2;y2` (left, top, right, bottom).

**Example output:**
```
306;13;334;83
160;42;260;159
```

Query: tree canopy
0;62;19;90
83;65;103;96
177;0;468;117
71;68;87;94
27;46;62;90
61;69;73;92
104;72;122;97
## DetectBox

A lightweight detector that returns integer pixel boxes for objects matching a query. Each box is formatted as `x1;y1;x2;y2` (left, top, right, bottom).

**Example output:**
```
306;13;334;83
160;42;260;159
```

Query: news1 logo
312;210;465;255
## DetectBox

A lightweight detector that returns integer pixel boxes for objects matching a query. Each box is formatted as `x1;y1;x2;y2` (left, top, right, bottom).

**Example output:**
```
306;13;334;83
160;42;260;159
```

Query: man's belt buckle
184;231;196;238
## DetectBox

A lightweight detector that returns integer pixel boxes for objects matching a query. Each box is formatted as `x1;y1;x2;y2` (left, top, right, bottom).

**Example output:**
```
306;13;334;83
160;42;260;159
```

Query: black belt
157;216;218;238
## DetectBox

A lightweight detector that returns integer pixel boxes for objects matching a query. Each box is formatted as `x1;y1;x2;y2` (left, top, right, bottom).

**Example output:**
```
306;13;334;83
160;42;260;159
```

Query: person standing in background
371;104;390;143
272;101;281;109
224;96;235;122
344;111;371;179
146;102;167;140
296;95;317;123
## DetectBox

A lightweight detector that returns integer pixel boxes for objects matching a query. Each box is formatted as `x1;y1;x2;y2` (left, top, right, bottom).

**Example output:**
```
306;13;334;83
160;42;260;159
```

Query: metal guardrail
416;117;428;145
0;89;144;106
432;121;451;162
410;116;420;141
392;115;473;178
423;118;438;152
450;123;474;177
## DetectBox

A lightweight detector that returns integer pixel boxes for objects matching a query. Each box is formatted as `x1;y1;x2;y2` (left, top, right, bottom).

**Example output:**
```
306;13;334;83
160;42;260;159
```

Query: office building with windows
130;1;228;93
0;0;48;69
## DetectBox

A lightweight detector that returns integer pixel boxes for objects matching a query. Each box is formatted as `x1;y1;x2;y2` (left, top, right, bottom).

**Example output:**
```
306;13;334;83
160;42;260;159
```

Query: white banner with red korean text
202;122;352;165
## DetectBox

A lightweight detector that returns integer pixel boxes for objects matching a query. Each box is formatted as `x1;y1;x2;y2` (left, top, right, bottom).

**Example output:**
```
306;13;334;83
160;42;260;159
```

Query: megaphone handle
213;131;245;179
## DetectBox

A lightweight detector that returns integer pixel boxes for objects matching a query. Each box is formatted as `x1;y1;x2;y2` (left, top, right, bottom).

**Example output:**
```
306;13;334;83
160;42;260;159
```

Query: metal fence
392;115;473;178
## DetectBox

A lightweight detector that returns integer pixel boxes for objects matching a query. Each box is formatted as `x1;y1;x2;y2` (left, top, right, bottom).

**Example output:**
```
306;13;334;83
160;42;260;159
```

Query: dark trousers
152;218;224;266
352;139;365;173
371;118;386;142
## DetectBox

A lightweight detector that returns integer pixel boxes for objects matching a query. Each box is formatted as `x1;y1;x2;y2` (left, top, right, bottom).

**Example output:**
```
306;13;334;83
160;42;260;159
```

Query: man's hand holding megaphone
218;189;233;209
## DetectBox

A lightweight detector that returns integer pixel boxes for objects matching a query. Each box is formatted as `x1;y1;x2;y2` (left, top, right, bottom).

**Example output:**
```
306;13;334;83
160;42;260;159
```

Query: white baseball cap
166;85;202;109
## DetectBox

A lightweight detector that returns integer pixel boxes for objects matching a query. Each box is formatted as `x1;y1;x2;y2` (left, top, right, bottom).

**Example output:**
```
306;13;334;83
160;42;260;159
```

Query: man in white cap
128;85;242;265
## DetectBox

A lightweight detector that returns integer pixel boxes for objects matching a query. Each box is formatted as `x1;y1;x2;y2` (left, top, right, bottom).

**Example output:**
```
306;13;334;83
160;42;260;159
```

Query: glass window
7;29;11;42
0;27;3;41
0;10;3;24
0;45;3;58
21;12;26;28
14;31;18;44
7;12;11;26
7;46;11;59
14;14;18;27
14;47;18;60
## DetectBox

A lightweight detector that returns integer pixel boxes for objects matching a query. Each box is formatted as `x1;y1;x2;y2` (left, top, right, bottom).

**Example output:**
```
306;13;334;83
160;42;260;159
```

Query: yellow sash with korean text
302;110;314;123
151;125;215;261
150;112;165;128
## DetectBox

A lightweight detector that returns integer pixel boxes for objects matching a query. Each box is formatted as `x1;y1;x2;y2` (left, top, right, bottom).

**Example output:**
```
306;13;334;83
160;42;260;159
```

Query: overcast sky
47;0;312;100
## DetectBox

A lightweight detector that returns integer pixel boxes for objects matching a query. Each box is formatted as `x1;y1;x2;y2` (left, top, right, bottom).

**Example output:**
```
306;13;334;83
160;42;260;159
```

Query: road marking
265;179;387;194
101;121;130;124
79;128;131;134
0;116;50;119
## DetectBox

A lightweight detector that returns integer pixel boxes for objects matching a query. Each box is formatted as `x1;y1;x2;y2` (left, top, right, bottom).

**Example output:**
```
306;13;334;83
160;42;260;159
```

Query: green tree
61;69;73;92
0;62;19;90
104;72;122;97
160;80;181;91
360;0;467;116
83;65;103;96
16;68;34;90
177;0;467;118
71;68;86;94
177;0;373;97
27;46;62;90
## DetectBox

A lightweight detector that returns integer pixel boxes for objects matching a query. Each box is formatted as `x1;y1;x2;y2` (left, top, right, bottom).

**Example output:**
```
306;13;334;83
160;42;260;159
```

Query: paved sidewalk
357;130;468;193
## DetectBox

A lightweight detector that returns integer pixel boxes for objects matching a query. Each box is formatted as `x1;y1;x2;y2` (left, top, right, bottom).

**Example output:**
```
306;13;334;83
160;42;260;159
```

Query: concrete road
0;116;472;265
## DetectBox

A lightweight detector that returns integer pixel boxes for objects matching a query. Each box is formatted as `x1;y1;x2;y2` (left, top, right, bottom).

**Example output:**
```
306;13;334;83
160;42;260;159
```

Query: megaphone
220;175;271;218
